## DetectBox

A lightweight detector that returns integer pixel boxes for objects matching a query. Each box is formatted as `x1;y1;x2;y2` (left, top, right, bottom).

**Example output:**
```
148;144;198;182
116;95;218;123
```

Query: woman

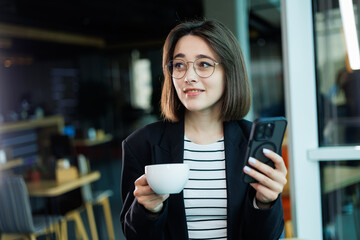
120;19;287;240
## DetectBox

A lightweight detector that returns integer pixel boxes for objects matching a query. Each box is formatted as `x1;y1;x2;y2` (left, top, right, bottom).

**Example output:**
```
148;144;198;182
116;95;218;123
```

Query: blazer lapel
154;120;188;239
154;120;184;164
224;121;249;240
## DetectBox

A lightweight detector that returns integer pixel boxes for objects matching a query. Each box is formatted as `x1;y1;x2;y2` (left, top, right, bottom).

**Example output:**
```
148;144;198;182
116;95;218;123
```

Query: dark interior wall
0;44;165;141
0;59;74;117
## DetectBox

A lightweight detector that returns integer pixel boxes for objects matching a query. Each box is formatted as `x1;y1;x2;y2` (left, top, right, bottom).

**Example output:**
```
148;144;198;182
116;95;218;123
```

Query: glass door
312;0;360;239
282;0;360;239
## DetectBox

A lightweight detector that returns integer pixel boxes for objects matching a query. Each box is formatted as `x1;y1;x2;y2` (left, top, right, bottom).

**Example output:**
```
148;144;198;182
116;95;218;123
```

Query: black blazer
120;119;284;240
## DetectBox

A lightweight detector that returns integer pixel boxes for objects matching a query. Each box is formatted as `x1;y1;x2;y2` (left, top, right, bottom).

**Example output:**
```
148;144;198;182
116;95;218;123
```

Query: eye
173;60;186;70
196;59;214;69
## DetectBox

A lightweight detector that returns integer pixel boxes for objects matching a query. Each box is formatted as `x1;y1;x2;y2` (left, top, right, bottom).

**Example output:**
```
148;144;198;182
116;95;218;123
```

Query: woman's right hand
134;174;170;213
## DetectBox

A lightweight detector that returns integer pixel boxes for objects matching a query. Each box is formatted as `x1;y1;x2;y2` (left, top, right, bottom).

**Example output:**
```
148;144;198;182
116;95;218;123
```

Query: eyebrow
173;53;216;61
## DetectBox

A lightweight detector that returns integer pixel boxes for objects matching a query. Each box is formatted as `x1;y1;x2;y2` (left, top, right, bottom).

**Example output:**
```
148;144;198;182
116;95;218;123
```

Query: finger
139;193;169;212
248;157;287;186
139;192;166;204
151;202;164;213
162;194;170;201
141;198;163;212
262;148;287;174
134;180;169;201
134;174;148;186
243;165;284;193
146;194;170;213
134;175;157;198
134;184;155;198
136;191;160;204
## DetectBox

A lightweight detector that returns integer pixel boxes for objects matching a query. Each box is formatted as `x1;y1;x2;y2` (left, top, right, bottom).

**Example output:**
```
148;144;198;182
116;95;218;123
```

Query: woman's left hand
243;148;287;209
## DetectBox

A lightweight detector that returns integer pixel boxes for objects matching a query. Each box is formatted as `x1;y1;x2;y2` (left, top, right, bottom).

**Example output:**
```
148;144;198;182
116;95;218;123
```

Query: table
0;158;23;171
26;171;101;197
73;134;113;165
0;115;64;134
26;171;101;240
73;134;113;147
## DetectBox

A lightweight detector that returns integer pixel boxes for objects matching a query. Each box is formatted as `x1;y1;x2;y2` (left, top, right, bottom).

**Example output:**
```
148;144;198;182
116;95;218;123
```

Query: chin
185;105;211;113
184;105;201;112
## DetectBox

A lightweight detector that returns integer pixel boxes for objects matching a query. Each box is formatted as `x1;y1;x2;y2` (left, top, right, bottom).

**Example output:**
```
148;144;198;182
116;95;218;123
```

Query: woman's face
171;35;225;116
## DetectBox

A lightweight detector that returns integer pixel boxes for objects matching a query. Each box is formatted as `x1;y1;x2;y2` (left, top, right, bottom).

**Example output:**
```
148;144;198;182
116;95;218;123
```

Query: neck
184;111;223;144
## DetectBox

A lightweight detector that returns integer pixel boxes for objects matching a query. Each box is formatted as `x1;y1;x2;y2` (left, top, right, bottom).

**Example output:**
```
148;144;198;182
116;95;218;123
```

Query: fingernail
244;166;251;173
249;157;256;164
263;148;271;154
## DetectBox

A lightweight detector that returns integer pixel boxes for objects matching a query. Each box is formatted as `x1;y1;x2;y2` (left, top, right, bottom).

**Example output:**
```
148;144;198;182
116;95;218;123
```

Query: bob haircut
161;19;251;122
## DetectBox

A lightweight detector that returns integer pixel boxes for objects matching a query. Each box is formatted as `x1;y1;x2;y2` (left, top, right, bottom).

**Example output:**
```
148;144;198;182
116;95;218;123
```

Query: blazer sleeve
242;187;284;240
120;137;168;239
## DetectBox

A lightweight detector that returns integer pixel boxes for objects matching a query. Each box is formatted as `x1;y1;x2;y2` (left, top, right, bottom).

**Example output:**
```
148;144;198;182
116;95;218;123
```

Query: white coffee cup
145;163;189;194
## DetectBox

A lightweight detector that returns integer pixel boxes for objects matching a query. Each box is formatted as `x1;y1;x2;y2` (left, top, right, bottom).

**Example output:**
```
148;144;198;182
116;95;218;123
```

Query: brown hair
161;19;251;122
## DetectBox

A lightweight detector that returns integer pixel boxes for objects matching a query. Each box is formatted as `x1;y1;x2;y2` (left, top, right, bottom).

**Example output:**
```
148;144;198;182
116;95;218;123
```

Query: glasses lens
167;58;217;78
168;59;187;78
194;58;216;78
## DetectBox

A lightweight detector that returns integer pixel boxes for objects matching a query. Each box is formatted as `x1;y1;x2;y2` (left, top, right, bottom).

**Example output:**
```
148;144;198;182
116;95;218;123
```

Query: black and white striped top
183;137;227;240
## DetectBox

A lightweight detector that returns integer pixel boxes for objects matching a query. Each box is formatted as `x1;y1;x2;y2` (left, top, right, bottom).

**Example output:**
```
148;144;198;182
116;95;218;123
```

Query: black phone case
243;117;287;183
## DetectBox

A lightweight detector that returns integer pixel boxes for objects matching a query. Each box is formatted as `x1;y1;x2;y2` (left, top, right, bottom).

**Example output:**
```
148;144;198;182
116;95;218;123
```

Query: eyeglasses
165;57;220;79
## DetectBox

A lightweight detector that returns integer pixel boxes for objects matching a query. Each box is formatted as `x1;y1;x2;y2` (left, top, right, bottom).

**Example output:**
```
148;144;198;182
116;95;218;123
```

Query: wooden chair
0;175;65;240
78;154;115;240
50;134;90;240
63;209;89;240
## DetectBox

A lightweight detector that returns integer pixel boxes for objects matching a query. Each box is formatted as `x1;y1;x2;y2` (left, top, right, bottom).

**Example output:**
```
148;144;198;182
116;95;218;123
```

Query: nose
184;63;198;84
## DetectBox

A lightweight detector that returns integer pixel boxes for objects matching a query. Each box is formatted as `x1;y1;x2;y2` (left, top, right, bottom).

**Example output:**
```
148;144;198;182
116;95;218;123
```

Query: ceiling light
339;0;360;70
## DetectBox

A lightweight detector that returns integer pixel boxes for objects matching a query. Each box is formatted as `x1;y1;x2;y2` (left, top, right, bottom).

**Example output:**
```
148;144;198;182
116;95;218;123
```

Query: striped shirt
183;137;227;240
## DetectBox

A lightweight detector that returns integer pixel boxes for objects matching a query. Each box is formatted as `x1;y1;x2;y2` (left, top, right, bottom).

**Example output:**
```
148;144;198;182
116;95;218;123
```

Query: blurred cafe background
0;0;359;239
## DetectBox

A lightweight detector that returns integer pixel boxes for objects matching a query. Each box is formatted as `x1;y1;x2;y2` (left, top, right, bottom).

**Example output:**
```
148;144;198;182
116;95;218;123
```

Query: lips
183;88;204;97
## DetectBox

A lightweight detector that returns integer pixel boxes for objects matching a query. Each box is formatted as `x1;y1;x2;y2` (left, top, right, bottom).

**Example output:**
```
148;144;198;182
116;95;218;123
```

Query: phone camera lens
265;123;274;138
256;131;264;139
258;124;265;132
255;124;266;139
265;128;272;137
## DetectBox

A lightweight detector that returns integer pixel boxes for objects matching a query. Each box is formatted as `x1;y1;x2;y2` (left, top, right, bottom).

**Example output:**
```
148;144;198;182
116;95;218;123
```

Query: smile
183;88;204;97
185;89;203;93
183;88;205;93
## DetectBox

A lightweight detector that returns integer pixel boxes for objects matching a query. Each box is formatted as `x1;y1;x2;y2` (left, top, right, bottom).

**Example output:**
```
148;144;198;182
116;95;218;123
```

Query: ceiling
0;0;281;53
0;0;203;46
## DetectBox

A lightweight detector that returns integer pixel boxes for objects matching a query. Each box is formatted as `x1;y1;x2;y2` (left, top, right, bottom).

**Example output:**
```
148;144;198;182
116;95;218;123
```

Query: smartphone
243;117;287;183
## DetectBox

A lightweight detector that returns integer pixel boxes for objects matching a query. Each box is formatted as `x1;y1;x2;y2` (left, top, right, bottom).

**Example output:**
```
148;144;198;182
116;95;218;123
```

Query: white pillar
281;0;323;239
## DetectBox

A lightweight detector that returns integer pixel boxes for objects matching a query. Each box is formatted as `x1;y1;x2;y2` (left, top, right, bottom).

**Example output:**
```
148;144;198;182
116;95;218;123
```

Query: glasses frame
165;58;220;79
